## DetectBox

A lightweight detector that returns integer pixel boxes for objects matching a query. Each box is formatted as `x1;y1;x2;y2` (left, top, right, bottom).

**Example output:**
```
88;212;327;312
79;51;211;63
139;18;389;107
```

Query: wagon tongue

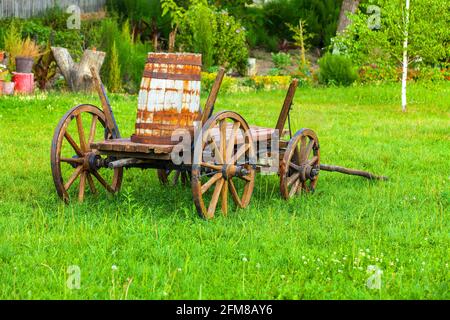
319;164;388;181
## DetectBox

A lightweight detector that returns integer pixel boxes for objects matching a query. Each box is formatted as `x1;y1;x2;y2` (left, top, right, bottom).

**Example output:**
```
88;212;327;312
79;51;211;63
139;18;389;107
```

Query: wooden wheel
280;128;320;199
51;104;123;203
157;169;191;186
192;111;256;219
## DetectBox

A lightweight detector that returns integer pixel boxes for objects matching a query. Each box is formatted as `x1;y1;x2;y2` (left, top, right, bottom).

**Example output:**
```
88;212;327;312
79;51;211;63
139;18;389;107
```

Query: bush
108;41;122;92
214;11;248;75
98;18;152;93
201;72;238;93
318;53;358;86
271;52;291;71
248;75;292;90
177;1;249;74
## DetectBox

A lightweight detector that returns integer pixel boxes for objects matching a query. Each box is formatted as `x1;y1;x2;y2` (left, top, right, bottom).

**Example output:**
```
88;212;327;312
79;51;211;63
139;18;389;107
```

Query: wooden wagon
51;53;385;219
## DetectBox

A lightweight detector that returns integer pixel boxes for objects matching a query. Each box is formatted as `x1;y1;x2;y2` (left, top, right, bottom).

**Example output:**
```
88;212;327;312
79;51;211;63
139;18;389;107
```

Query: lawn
0;82;448;299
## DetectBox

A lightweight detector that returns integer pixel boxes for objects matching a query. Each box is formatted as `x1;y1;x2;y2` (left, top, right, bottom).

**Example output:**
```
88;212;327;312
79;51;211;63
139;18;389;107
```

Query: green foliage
213;11;248;74
271;52;291;70
318;53;358;86
286;19;313;67
177;1;249;73
333;0;450;67
108;41;122;93
263;0;342;48
3;22;22;70
33;39;57;90
98;19;152;93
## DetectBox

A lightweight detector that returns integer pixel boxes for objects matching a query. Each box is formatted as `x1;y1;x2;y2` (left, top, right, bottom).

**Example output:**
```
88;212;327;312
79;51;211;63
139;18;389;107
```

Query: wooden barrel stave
132;53;202;145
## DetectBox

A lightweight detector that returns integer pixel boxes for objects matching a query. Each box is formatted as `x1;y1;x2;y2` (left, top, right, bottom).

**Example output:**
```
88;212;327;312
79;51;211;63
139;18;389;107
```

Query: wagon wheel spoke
289;162;301;171
200;162;222;171
86;172;98;195
287;172;300;187
228;179;243;208
230;143;250;165
78;171;86;202
92;170;116;193
207;179;224;218
308;156;319;166
221;181;228;215
61;157;83;165
75;114;88;152
64;166;83;191
64;132;84;157
226;122;241;162
289;179;300;197
201;173;222;194
303;140;314;162
88;115;98;146
206;131;223;164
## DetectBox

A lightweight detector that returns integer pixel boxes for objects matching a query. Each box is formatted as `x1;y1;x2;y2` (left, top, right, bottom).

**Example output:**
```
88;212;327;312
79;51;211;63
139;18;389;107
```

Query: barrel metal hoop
147;57;203;67
143;70;201;81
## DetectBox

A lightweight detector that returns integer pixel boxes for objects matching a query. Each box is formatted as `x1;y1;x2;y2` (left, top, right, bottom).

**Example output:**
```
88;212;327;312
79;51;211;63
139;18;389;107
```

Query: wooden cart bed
91;125;283;155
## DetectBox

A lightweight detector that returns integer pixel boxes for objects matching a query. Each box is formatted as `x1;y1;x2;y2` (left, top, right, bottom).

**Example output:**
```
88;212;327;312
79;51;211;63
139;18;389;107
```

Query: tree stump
51;47;105;92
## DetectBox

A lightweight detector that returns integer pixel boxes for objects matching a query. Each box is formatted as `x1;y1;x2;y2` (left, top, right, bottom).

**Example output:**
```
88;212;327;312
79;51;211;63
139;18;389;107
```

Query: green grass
0;82;448;299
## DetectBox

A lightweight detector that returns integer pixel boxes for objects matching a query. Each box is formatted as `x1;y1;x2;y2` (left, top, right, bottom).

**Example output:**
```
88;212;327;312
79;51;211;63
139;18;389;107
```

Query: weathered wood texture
132;53;203;145
0;0;105;18
92;125;280;156
51;47;105;92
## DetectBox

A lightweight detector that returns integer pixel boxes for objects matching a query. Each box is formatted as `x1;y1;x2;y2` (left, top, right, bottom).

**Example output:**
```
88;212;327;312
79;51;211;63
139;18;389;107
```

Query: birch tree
401;0;410;112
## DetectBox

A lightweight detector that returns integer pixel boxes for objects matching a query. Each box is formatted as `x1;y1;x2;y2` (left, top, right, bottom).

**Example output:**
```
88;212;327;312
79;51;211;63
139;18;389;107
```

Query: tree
337;0;361;33
51;47;105;92
108;41;122;93
161;0;186;52
286;19;313;67
401;0;410;112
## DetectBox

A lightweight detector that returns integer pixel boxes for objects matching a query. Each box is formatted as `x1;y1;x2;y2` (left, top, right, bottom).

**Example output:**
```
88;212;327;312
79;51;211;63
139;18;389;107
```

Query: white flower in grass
338;269;343;273
242;257;248;262
111;265;118;271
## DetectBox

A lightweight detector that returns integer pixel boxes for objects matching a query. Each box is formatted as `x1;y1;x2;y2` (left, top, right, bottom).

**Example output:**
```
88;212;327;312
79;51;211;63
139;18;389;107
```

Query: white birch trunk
401;0;410;112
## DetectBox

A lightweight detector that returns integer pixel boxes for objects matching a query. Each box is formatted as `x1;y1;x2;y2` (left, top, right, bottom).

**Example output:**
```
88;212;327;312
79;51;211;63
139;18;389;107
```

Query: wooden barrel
131;52;202;145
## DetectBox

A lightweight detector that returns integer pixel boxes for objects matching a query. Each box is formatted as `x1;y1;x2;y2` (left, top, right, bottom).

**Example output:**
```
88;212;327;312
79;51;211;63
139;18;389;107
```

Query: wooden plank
90;138;174;154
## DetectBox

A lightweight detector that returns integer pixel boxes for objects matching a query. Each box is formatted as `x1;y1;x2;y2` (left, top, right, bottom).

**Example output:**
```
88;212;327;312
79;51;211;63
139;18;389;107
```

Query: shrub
318;53;358;86
3;22;22;70
201;72;238;93
98;18;152;93
108;41;122;92
271;52;291;72
177;1;249;74
248;75;292;90
178;1;216;69
214;11;248;74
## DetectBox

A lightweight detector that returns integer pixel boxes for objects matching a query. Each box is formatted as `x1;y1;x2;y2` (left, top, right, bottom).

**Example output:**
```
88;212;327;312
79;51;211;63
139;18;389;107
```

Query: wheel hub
221;165;249;180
